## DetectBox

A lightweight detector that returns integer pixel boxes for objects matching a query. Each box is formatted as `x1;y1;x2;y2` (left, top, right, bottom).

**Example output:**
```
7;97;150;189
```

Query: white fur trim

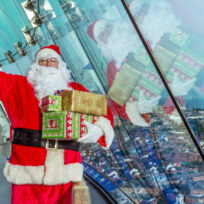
3;150;83;185
35;48;61;62
94;117;114;149
125;101;149;127
169;109;182;125
3;162;44;184
43;149;83;185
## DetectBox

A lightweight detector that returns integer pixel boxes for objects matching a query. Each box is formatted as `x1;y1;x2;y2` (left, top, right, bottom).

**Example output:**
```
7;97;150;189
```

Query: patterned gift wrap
159;34;181;54
66;112;98;139
41;95;62;112
169;28;189;47
42;111;98;140
134;47;151;66
42;111;67;139
108;63;142;106
130;68;164;101
153;45;176;73
166;51;203;83
60;91;107;116
182;34;204;63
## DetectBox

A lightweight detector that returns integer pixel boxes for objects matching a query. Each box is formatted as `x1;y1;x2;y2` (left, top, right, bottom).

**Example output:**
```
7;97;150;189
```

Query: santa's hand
78;121;103;144
171;74;196;97
138;92;161;114
125;101;149;127
94;116;114;150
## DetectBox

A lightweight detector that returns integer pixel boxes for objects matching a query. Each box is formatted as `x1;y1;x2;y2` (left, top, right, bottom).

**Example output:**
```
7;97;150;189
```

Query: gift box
108;63;142;106
60;91;107;116
42;111;98;140
182;34;204;63
166;51;203;83
169;28;189;47
134;47;151;66
153;45;176;73
159;34;181;54
66;112;98;139
130;69;164;101
41;95;62;112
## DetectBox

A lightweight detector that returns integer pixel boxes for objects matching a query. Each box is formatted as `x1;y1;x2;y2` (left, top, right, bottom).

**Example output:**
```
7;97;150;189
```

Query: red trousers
11;183;72;204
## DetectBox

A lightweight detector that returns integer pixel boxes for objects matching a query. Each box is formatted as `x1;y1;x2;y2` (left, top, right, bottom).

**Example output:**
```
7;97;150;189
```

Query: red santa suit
0;45;114;204
86;19;150;124
86;1;181;124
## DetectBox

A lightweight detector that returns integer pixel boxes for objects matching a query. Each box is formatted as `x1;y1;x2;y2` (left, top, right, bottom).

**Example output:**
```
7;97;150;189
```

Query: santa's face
26;57;71;103
97;23;113;44
38;57;59;69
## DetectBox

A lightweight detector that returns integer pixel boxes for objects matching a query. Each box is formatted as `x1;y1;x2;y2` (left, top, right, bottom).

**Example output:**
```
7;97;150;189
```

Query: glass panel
2;45;40;75
0;0;33;64
53;0;204;203
35;1;104;93
0;0;203;203
128;0;204;154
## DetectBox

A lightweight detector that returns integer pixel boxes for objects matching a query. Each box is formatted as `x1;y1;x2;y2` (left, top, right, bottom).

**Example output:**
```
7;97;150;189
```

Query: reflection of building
184;178;204;204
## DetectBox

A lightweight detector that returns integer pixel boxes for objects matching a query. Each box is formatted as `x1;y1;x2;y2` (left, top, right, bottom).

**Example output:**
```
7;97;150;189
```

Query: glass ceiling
0;0;204;203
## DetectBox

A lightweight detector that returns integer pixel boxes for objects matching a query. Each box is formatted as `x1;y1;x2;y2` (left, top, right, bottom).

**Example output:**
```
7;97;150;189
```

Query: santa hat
86;20;97;42
86;19;110;43
35;44;61;62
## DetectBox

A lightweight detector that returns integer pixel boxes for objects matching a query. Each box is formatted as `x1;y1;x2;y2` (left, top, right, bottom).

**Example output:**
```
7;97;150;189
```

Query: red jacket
0;72;113;185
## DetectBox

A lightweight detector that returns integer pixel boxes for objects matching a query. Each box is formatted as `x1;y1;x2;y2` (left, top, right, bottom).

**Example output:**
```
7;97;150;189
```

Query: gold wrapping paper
60;91;107;116
108;64;142;106
153;45;176;73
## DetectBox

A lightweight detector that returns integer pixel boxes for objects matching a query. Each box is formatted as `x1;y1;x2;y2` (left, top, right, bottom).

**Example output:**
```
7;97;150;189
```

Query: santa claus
86;0;197;125
87;18;151;126
0;45;114;204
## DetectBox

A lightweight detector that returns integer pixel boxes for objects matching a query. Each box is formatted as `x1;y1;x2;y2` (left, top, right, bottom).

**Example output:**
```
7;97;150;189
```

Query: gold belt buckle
45;139;58;150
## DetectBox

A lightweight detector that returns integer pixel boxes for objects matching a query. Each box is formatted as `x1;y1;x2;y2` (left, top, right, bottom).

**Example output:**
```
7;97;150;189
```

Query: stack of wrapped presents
108;27;204;107
41;90;107;140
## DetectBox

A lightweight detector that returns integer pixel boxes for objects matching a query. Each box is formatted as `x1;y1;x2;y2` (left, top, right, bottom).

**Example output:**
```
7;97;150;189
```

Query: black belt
12;128;80;151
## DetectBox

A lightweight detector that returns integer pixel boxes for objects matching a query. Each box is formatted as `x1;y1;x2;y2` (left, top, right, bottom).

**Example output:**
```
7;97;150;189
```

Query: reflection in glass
0;0;204;203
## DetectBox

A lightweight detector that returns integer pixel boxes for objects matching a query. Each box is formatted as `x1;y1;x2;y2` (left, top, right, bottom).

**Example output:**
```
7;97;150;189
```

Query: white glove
171;74;196;97
169;109;182;125
138;92;161;114
94;116;115;150
78;121;103;143
125;101;149;127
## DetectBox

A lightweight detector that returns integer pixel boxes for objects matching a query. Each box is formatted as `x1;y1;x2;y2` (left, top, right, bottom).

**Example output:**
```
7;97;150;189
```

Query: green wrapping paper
166;51;203;83
41;95;62;112
42;111;98;140
169;28;189;47
42;111;67;139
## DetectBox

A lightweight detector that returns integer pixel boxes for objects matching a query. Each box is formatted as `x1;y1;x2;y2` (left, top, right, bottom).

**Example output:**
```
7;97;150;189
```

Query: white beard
97;0;180;69
97;21;142;69
26;61;71;103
